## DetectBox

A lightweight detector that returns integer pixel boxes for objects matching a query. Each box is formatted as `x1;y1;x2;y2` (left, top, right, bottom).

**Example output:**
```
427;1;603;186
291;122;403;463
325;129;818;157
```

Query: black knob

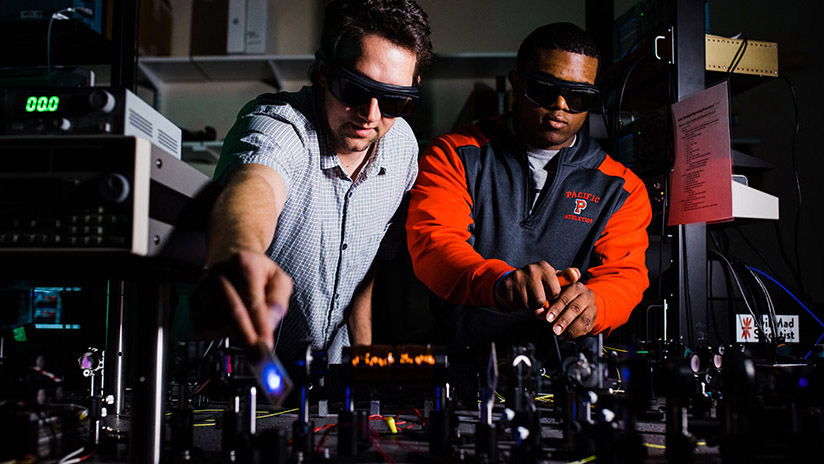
53;117;72;132
88;89;116;113
98;173;130;204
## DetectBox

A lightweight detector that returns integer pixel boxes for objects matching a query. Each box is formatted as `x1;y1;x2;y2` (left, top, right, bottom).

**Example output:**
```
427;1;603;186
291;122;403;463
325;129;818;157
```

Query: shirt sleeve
406;132;515;307
214;108;304;194
586;157;652;335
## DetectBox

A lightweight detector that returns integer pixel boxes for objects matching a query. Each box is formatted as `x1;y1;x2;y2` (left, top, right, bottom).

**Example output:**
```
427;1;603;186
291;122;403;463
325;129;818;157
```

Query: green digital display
25;96;60;113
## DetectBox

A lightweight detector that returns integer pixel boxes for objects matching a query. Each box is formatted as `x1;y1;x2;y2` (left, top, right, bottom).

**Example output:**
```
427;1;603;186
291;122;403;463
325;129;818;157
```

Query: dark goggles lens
328;65;419;118
522;73;599;113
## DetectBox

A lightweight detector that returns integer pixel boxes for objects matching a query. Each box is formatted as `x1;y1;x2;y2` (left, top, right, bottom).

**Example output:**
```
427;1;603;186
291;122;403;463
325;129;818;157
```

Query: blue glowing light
798;377;808;389
263;363;283;393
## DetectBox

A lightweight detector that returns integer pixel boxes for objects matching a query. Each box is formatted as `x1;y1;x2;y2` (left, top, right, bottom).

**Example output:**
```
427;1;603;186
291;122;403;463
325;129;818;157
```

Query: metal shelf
137;54;315;89
137;52;517;89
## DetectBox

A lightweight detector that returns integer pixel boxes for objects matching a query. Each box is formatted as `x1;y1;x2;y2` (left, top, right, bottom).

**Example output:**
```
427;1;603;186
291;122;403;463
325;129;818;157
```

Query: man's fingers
554;267;581;287
499;263;581;313
551;294;585;335
540;272;562;305
543;280;585;323
219;275;259;347
539;283;597;338
526;272;548;309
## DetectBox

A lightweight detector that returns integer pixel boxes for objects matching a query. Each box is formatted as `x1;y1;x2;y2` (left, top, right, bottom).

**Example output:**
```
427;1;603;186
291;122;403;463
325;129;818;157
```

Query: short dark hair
516;22;601;72
312;0;433;82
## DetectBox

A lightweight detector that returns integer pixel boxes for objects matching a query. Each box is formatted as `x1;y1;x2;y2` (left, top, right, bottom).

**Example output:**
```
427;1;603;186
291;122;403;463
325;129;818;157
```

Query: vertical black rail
112;0;139;92
128;279;171;464
674;0;708;348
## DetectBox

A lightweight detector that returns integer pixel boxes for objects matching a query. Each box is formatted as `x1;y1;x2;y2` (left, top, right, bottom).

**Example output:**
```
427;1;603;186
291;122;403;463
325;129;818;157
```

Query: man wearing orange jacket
406;23;651;352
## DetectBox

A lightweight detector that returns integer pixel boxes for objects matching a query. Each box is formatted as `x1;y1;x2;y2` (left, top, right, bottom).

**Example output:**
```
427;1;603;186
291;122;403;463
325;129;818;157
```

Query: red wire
78;448;97;461
366;424;396;464
315;424;338;455
314;423;337;432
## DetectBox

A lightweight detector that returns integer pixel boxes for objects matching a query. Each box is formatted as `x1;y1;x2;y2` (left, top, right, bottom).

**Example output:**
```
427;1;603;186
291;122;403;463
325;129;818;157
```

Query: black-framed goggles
520;72;600;113
327;63;420;118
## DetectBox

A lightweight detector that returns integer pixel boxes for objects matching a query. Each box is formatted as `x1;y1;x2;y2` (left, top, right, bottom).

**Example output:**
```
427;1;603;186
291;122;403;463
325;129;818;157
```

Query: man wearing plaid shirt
192;0;433;364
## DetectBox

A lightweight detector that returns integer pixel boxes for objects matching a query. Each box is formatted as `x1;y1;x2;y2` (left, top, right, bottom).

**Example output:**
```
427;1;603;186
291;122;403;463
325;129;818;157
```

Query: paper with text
668;81;733;225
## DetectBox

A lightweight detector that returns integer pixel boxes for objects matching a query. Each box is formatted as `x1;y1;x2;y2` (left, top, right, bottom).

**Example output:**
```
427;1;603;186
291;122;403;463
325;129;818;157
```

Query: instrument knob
88;89;116;113
53;117;72;132
98;173;131;204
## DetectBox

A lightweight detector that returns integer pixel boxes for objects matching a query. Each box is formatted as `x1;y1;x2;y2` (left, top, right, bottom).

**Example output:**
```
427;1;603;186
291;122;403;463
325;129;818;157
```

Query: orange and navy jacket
406;115;652;335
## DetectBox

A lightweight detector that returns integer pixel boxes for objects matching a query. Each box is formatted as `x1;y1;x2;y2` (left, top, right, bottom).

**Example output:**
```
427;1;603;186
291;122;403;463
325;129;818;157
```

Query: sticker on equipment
736;314;800;343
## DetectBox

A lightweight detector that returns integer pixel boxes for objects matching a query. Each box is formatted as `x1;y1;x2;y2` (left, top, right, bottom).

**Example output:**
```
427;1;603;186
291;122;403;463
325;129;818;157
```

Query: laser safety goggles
519;72;600;113
327;63;420;118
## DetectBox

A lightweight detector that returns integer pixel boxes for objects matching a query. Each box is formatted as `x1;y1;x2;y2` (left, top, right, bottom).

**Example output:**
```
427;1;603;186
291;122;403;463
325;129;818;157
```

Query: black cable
709;232;734;343
552;333;563;370
599;97;611;143
602;37;642;152
720;39;803;293
706;251;725;343
708;249;771;347
616;55;647;139
729;251;777;338
780;75;803;295
746;265;779;338
711;230;785;347
730;227;782;280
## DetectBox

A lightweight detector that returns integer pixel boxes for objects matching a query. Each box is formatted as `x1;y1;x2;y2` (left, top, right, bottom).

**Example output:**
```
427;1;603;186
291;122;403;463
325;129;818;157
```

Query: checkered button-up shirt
214;86;419;364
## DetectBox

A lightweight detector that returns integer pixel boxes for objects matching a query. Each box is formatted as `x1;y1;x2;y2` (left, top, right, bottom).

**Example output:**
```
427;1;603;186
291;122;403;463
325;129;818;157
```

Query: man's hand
534;281;596;339
494;261;580;311
494;260;594;338
191;250;292;350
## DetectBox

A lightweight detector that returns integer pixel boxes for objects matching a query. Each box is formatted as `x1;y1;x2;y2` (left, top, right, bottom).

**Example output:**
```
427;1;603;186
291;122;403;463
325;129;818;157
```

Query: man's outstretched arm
192;163;292;350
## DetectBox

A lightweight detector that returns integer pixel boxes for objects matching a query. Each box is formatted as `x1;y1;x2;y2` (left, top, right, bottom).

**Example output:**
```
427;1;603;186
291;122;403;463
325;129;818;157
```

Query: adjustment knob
88;89;116;113
98;173;130;204
53;117;72;132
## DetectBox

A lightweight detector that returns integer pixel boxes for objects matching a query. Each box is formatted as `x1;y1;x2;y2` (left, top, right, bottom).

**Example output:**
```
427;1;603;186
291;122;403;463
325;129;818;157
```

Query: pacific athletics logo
564;191;599;224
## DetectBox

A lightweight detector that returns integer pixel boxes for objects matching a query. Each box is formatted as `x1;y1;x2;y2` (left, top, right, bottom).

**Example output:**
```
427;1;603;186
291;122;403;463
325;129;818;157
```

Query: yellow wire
194;423;215;427
604;346;628;353
189;407;298;420
567;455;597;464
256;408;299;419
643;440;708;450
